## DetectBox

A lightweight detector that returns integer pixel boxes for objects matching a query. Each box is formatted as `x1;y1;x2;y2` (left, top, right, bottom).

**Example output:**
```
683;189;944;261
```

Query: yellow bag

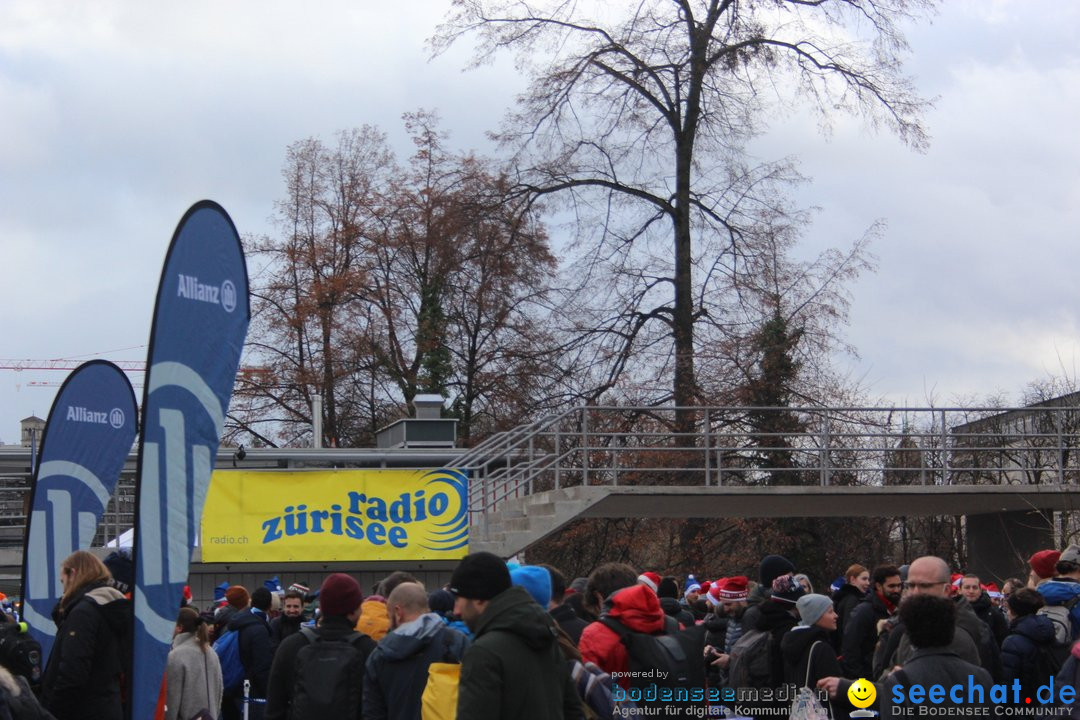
421;661;460;720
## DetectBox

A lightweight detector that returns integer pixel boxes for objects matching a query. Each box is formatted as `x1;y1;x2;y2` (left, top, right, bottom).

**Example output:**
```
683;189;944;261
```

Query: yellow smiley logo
847;678;877;709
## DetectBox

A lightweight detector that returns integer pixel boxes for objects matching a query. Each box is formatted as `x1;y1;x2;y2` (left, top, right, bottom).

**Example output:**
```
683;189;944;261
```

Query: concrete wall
966;510;1055;583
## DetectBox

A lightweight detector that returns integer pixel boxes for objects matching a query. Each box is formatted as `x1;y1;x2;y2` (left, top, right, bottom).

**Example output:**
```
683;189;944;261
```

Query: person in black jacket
266;573;375;720
224;586;273;719
831;564;868;651
840;564;901;679
782;594;854;719
269;590;305;655
40;550;131;720
960;574;1008;647
541;564;588;645
1000;588;1056;700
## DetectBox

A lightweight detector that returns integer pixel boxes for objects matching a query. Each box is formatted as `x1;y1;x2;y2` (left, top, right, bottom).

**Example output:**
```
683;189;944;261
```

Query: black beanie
759;554;796;587
450;552;511;600
657;577;680;599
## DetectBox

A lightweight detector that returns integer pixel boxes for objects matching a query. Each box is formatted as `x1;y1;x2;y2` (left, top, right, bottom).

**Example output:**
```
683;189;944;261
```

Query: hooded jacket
41;582;130;720
457;585;582;720
227;608;273;698
1001;613;1056;696
362;613;468;720
356;598;390;642
1037;578;1080;641
579;584;666;688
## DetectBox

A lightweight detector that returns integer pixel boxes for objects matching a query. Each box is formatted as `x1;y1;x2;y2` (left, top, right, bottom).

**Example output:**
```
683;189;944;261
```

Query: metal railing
453;405;1080;529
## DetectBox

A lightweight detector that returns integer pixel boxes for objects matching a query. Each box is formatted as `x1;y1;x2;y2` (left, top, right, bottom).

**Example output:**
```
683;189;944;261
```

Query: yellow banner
201;469;469;562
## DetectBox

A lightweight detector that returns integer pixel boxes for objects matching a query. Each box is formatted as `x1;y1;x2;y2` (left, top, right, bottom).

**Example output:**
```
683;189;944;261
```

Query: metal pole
312;394;323;449
582;407;589;487
704;409;711;487
940;409;948;485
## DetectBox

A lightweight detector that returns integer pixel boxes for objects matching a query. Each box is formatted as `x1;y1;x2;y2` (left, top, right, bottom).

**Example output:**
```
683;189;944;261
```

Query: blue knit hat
684;574;702;597
511;565;552;608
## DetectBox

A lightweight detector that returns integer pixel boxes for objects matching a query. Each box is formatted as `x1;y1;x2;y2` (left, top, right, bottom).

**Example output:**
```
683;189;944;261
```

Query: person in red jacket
579;583;667;691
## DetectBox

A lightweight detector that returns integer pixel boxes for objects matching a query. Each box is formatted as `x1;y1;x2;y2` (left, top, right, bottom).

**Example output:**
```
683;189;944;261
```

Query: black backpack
289;626;374;719
0;623;41;688
599;615;707;712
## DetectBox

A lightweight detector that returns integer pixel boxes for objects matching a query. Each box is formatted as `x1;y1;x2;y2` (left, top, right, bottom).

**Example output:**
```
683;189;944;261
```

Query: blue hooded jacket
1036;578;1080;641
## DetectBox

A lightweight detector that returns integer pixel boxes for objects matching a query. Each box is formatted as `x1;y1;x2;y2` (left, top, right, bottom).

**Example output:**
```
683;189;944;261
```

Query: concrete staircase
469;485;609;557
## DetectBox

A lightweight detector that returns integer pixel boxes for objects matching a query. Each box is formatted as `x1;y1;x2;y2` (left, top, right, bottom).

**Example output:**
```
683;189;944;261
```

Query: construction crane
0;359;146;371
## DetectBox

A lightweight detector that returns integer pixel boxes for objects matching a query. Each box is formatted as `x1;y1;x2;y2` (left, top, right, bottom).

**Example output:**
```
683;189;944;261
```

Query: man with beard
874;556;1002;681
269;589;305;655
841;564;902;679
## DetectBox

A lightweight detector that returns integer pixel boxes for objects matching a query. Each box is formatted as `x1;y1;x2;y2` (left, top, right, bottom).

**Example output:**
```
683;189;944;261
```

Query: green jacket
457;585;583;720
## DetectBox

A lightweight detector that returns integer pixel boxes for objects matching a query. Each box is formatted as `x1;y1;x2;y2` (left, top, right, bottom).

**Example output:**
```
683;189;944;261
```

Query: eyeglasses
903;581;948;592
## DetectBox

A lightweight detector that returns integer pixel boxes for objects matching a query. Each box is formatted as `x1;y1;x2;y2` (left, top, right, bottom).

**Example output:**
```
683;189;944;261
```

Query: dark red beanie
320;573;363;617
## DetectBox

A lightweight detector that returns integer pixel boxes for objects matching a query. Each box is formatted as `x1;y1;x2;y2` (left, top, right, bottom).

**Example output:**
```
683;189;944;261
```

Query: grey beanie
797;593;833;627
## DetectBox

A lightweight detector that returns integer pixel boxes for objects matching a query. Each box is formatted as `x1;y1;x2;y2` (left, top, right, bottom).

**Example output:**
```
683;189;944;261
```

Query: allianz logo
67;406;126;429
176;273;237;313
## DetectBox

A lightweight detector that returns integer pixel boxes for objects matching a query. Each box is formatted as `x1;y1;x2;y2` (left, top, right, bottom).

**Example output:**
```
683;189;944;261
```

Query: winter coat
658;596;695;629
268;614;303;654
227;608;273;698
753;599;799;689
782;624;853;719
362;613;468;720
841;591;893;679
580;584;666;689
165;632;224;720
550;602;588;646
876;599;999;681
1054;641;1080;718
703;611;728;651
436;613;472;640
837;648;993;716
1037;578;1080;641
0;666;55;720
831;583;865;651
40;582;130;720
970;591;1009;646
265;615;376;720
356;599;390;642
457;585;583;720
1000;613;1056;698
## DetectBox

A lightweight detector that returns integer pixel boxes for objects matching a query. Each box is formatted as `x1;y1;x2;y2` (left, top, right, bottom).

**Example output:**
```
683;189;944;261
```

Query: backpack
421;628;462;720
290;626;371;719
599;616;707;710
727;627;774;689
1038;595;1080;670
212;630;244;692
0;624;42;687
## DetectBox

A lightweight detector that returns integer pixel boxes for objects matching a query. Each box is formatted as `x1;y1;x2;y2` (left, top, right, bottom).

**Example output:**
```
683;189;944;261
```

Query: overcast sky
2;0;1079;444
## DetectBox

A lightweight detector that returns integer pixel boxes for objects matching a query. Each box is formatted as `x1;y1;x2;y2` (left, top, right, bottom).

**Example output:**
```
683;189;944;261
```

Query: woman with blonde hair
165;607;223;720
40;550;131;720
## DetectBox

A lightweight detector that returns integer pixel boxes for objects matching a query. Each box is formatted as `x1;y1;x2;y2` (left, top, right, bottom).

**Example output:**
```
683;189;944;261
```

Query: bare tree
433;0;932;433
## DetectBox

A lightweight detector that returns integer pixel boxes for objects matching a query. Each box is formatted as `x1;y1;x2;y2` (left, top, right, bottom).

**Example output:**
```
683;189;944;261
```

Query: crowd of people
1;544;1079;719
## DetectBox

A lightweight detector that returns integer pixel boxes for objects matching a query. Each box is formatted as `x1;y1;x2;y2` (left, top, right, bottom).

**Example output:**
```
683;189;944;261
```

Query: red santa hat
637;571;661;593
717;576;749;601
